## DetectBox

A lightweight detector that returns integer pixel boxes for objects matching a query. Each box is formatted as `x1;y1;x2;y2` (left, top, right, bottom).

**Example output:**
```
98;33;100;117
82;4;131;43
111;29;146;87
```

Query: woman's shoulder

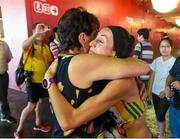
155;56;162;61
171;56;176;60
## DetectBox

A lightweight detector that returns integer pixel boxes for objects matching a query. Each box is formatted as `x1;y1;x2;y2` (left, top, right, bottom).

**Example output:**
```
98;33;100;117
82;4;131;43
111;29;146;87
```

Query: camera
24;71;33;87
169;83;180;94
167;83;180;102
40;24;51;31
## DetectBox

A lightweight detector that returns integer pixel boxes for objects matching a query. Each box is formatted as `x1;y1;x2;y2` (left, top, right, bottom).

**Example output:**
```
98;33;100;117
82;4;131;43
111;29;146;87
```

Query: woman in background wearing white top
147;37;176;138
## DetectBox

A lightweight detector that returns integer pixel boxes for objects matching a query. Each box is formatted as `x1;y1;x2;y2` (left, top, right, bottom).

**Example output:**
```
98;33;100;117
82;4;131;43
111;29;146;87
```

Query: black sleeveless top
52;55;109;137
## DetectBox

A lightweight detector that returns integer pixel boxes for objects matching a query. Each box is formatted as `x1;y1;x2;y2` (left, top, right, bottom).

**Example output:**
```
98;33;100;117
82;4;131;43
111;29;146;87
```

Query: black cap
107;26;133;58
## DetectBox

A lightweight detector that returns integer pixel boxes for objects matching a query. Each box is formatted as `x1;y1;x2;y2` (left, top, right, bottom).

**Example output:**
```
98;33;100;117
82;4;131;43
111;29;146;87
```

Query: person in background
165;46;180;138
45;26;151;138
133;28;153;84
147;37;176;138
49;27;61;59
0;40;16;124
14;23;53;138
133;28;154;107
49;27;81;59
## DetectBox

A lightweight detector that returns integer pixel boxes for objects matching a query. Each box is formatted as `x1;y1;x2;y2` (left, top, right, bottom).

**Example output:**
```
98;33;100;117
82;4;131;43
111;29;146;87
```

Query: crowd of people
0;6;179;138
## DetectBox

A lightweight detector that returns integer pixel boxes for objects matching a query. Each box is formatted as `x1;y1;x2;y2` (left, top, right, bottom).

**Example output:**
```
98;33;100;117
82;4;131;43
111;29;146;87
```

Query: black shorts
152;93;170;121
26;83;49;103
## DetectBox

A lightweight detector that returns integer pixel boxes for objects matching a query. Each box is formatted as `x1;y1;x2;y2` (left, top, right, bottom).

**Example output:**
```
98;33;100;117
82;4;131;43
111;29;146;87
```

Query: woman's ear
78;32;86;46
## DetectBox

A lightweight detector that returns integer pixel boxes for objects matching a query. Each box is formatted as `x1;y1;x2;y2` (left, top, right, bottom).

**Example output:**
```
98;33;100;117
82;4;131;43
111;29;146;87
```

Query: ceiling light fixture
151;0;179;13
176;19;180;27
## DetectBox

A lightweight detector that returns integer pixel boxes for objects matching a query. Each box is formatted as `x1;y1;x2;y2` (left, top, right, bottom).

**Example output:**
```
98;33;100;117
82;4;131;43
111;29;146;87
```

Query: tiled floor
0;89;52;138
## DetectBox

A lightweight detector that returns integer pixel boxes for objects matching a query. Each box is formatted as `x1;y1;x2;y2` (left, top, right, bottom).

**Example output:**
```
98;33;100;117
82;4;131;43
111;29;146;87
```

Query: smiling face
159;39;172;57
89;28;116;57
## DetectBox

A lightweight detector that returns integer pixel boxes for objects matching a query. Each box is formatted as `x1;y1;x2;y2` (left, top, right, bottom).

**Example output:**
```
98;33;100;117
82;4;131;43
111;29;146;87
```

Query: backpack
15;54;25;86
15;46;32;87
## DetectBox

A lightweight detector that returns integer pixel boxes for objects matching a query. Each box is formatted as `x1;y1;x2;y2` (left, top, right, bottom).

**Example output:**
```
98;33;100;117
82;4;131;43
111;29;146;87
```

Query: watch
42;78;55;89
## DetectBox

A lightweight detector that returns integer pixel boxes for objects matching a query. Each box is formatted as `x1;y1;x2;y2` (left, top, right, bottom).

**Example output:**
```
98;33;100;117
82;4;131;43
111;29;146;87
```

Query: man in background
0;40;16;124
133;28;154;107
133;28;154;85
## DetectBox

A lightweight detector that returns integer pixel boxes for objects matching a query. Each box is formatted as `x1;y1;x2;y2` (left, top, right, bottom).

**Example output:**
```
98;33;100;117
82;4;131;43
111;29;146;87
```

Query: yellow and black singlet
52;55;109;138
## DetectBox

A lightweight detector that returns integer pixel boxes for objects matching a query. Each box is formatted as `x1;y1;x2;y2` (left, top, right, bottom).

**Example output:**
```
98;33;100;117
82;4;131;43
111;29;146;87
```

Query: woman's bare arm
22;34;37;51
69;54;150;88
48;78;131;131
164;74;174;98
45;55;149;130
147;70;155;96
22;24;49;50
166;74;174;87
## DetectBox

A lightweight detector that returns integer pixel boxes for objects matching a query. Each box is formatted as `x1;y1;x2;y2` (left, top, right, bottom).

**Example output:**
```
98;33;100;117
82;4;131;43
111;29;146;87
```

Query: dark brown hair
57;7;100;51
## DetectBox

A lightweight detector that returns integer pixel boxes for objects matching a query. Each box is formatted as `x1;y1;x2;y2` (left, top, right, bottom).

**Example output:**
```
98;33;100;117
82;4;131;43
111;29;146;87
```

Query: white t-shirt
150;56;176;95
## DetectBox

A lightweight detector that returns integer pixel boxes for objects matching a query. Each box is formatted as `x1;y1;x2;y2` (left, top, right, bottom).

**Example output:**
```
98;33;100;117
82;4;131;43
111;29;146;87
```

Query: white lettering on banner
42;3;51;15
34;1;43;13
34;1;58;16
51;5;58;16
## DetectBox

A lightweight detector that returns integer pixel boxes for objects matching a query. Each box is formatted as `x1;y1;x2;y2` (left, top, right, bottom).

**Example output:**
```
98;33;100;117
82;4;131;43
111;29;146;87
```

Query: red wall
25;0;61;39
25;0;180;52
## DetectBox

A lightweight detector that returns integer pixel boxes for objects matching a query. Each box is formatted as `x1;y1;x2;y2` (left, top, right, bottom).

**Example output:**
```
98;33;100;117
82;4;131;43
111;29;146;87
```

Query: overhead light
126;16;134;23
151;0;179;13
176;19;180;27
